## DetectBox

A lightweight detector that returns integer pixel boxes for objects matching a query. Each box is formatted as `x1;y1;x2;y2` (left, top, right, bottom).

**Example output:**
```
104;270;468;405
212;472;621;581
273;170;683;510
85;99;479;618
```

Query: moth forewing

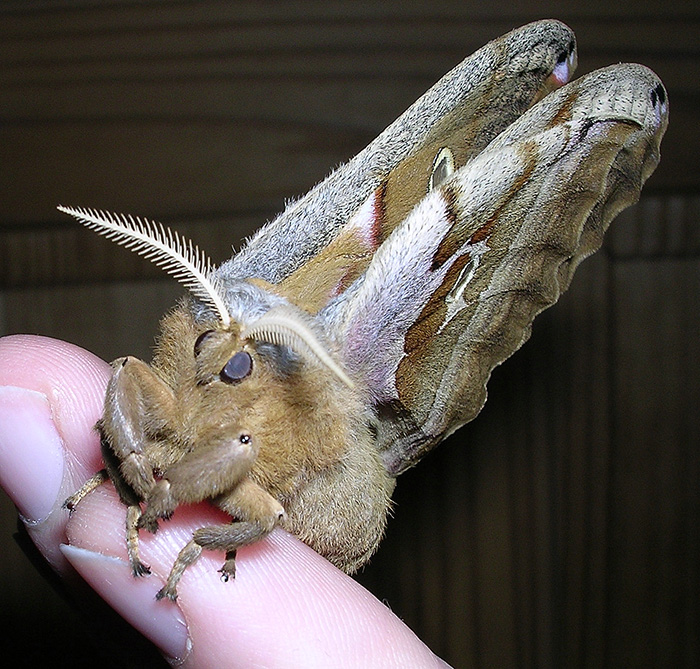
328;64;668;475
218;19;577;285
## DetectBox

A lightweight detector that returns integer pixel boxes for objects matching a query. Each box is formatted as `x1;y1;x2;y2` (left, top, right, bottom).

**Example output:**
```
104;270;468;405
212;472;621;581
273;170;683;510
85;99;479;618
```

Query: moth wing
323;63;668;475
217;20;576;288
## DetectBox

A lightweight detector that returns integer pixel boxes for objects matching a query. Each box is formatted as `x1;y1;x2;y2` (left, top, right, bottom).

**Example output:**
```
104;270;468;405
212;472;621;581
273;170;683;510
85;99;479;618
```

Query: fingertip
0;386;64;522
66;489;445;667
0;334;109;471
172;528;447;668
0;335;110;571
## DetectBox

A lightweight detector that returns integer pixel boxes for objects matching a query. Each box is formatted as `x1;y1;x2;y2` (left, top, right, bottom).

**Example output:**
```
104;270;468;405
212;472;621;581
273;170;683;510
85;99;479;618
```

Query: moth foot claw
137;515;160;534
155;586;178;602
131;560;152;577
218;556;237;582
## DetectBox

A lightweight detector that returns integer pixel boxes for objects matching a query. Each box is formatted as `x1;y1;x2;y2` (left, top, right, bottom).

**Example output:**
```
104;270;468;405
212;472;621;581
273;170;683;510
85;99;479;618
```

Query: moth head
191;327;253;386
179;308;357;474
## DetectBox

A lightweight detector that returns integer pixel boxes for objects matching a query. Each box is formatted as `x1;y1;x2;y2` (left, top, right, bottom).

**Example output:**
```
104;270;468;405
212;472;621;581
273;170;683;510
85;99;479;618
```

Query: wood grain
1;3;698;667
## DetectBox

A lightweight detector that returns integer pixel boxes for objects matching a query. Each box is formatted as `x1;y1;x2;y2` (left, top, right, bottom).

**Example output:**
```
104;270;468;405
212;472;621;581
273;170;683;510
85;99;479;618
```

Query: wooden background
1;1;698;667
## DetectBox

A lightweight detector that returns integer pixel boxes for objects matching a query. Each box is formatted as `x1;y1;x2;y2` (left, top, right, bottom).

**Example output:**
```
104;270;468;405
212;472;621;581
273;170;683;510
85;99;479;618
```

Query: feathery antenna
242;307;354;388
58;206;230;326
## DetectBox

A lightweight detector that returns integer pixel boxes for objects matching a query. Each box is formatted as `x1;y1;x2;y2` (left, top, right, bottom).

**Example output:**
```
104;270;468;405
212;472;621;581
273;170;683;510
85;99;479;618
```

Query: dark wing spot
651;83;666;108
556;40;575;64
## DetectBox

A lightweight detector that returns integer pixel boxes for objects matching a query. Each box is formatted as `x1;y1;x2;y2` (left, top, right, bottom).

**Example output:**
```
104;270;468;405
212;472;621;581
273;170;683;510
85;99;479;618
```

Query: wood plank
0;119;367;225
3;18;694;69
3;0;695;37
0;280;182;361
610;195;700;258
0;3;698;668
2;54;697;123
608;257;700;667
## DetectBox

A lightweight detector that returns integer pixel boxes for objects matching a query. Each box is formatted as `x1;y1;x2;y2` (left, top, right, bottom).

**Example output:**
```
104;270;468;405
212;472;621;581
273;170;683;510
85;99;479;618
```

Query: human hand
0;334;448;668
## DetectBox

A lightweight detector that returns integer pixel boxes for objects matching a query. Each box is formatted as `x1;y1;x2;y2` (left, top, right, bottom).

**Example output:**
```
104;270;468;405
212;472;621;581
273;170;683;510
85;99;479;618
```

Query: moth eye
239;434;252;445
220;351;253;383
429;147;455;191
194;330;216;356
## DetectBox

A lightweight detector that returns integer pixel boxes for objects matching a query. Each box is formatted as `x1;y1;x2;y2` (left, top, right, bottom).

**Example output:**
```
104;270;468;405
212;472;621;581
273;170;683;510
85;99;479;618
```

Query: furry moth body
62;20;668;601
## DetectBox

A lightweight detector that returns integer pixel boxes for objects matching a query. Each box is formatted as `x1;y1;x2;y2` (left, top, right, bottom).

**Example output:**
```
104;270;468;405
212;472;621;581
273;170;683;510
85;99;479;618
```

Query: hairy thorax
152;302;395;573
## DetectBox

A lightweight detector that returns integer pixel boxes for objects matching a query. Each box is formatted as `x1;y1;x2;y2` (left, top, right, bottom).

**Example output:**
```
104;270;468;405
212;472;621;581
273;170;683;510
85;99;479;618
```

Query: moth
61;19;668;601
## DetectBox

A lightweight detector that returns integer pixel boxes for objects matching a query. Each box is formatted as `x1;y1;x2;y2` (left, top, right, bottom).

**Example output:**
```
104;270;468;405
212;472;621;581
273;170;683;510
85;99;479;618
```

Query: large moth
61;20;668;601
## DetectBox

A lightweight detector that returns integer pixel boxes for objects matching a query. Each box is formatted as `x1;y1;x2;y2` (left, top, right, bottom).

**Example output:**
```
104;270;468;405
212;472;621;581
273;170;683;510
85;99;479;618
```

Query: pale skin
0;334;449;668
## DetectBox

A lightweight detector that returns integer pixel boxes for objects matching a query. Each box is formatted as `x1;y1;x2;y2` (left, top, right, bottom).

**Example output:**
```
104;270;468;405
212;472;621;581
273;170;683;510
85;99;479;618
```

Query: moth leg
155;522;267;601
219;549;237;581
101;356;177;500
64;357;172;512
213;478;287;580
62;469;108;513
97;357;179;573
126;504;151;576
155;539;203;601
155;479;285;601
139;430;257;534
137;479;176;533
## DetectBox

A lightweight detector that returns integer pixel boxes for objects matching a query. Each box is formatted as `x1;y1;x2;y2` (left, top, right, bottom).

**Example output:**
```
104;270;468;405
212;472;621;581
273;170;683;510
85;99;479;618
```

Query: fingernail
0;386;64;523
61;544;190;662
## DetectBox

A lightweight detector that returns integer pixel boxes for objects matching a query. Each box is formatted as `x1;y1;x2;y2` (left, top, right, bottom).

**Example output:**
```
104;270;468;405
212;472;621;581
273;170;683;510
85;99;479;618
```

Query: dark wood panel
3;0;694;36
2;54;697;124
610;195;700;258
1;280;182;362
0;214;262;289
3;194;698;290
607;257;700;666
0;2;698;668
0;0;697;232
4;18;694;71
0;119;365;225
